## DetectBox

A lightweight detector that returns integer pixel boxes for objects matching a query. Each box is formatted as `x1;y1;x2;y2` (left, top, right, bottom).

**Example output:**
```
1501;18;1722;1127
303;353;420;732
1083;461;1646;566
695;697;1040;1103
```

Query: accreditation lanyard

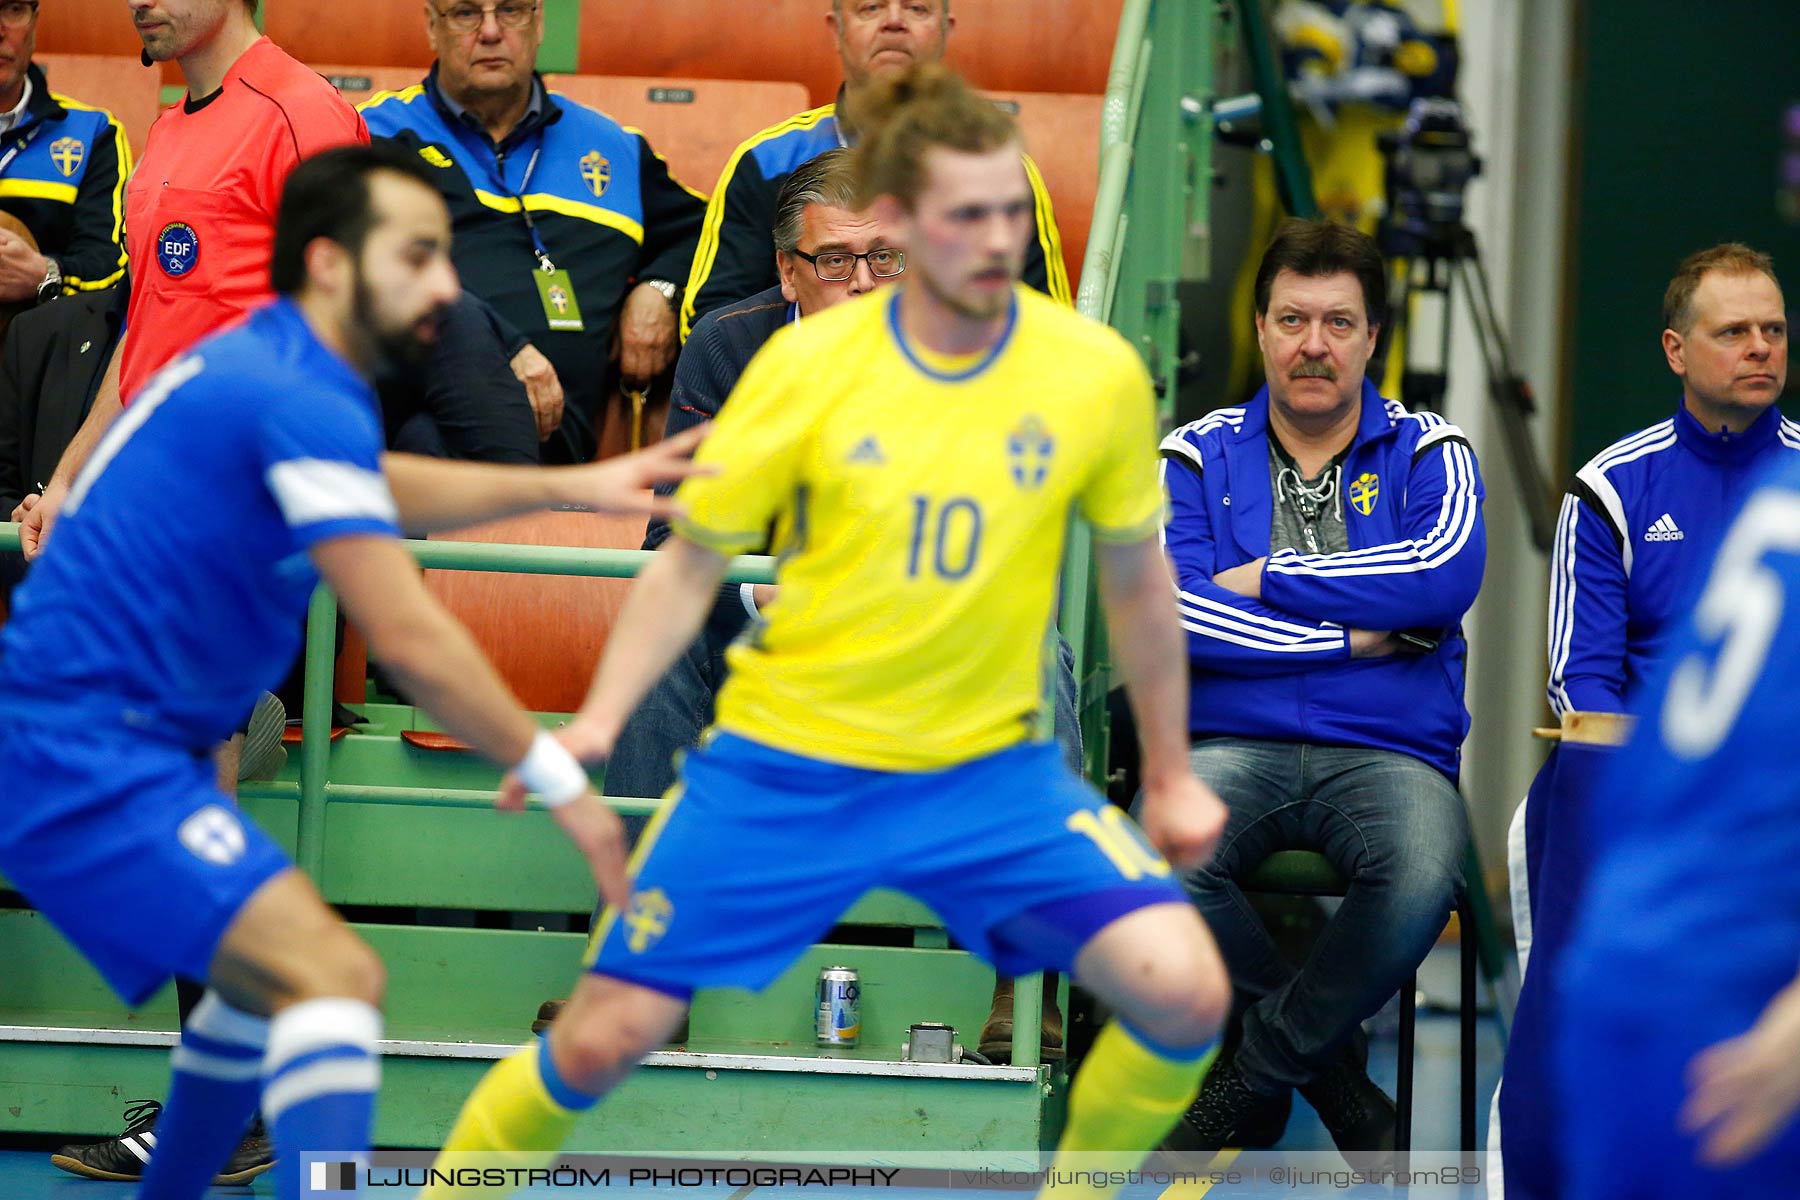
489;142;557;274
0;120;45;179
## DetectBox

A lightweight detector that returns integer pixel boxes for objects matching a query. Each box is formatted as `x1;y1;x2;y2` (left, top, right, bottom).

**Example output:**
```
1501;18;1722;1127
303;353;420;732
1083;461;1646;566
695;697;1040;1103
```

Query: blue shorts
0;727;292;1007
587;733;1187;996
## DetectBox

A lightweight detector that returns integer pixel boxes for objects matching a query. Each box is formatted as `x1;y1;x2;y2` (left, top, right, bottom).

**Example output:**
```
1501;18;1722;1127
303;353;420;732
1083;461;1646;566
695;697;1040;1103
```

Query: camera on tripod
1378;98;1482;260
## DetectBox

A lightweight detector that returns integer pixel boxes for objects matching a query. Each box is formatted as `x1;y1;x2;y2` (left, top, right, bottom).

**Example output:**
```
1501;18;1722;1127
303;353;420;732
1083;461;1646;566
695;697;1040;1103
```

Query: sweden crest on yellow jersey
1007;415;1055;489
1350;471;1380;516
623;887;674;952
580;150;610;197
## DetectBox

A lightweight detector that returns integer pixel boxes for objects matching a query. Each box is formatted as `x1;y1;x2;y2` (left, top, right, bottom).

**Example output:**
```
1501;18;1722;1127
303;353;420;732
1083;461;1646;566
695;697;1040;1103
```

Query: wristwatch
642;278;680;309
35;257;61;304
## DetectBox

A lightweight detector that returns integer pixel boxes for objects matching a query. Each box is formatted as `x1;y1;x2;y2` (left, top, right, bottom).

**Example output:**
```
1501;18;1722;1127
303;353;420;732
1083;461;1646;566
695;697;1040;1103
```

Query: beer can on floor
816;966;861;1047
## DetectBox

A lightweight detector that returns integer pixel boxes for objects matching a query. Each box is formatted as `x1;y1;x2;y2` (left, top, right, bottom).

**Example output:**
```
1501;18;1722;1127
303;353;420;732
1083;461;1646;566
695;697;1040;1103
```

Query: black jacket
644;284;791;552
379;291;539;465
0;284;124;515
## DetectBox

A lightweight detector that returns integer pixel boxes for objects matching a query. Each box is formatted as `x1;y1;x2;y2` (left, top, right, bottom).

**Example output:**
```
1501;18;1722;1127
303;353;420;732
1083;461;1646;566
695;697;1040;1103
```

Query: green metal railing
295;541;776;877
1061;0;1215;783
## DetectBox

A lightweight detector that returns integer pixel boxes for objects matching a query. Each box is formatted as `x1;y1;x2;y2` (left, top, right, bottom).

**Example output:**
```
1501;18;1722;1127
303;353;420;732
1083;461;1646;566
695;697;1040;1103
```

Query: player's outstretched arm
311;532;630;907
1094;533;1228;871
380;424;712;536
560;535;730;763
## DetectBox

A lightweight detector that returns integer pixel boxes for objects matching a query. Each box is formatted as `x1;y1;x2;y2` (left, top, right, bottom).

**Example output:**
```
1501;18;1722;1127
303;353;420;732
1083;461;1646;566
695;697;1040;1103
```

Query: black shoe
1159;1054;1292;1152
217;1118;276;1185
1298;1034;1397;1154
49;1101;276;1184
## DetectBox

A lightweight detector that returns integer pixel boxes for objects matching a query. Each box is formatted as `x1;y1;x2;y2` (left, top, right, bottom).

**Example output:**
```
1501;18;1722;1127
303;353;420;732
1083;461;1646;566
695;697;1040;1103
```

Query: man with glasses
27;0;366;1183
361;0;705;465
681;0;1070;339
0;0;131;306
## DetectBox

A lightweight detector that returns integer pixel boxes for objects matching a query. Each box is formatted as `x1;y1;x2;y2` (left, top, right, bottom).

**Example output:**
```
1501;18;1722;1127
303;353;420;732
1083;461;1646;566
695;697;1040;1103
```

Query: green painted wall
1566;0;1799;472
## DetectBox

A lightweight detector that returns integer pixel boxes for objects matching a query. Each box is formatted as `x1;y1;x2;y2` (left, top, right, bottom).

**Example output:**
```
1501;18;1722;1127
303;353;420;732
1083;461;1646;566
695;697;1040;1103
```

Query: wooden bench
541;74;810;195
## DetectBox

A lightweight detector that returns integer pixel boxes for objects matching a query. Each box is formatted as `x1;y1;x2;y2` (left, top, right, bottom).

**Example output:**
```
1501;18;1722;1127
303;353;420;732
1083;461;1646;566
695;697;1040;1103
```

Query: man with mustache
1499;243;1794;1199
0;143;705;1200
1156;219;1486;1154
680;0;1069;337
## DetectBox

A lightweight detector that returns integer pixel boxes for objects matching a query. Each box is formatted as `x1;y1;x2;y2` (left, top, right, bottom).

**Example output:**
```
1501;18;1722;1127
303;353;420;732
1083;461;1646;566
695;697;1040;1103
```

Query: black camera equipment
1374;98;1557;552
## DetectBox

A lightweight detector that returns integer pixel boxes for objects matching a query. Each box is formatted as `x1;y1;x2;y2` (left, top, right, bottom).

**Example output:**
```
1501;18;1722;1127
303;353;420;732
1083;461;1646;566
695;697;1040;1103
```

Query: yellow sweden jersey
671;285;1162;771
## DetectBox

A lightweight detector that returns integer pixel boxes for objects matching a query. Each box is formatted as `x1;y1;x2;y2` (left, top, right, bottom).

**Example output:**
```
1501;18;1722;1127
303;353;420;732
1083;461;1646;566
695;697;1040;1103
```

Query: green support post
1237;0;1320;219
298;584;338;878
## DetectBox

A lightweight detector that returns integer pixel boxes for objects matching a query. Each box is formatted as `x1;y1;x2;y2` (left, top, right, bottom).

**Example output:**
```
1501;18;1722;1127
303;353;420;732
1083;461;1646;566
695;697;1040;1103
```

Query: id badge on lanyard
499;143;585;332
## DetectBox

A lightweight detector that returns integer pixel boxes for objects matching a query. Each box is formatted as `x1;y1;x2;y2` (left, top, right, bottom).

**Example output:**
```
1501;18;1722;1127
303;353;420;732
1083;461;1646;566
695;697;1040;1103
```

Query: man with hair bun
421;65;1229;1200
1500;242;1793;1199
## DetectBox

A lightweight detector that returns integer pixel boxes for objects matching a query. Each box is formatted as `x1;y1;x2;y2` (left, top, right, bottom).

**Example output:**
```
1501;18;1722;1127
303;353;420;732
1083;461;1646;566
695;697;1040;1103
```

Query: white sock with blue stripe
262;997;381;1200
137;992;269;1200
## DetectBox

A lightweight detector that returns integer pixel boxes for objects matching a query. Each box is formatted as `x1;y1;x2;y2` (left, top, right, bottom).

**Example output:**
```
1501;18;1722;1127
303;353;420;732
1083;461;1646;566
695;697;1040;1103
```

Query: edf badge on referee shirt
157;222;200;278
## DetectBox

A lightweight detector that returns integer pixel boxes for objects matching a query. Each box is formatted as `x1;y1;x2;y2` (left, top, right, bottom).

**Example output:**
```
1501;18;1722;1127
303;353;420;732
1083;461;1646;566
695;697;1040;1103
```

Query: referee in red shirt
15;0;366;558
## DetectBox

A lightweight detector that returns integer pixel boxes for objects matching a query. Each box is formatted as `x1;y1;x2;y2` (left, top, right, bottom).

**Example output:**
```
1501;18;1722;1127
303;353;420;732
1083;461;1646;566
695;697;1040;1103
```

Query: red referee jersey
121;37;368;402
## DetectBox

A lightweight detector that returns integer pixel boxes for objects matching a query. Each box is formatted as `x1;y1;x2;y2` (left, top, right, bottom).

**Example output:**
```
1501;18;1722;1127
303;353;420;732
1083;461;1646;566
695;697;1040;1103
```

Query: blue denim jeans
600;602;1083;884
1179;737;1468;1093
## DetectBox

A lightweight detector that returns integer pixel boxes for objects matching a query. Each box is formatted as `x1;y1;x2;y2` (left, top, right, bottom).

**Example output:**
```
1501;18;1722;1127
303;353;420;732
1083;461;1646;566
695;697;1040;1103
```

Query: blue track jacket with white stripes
1546;402;1799;716
1160;381;1486;778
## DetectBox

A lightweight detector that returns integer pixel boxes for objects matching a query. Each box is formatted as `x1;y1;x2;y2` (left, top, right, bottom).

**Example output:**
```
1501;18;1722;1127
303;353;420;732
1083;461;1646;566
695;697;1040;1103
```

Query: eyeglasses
790;247;905;282
432;1;538;34
0;1;39;30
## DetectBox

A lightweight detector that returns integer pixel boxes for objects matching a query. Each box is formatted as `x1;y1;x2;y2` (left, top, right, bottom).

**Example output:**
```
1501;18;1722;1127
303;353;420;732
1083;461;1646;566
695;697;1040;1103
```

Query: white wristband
739;581;761;620
516;730;588;809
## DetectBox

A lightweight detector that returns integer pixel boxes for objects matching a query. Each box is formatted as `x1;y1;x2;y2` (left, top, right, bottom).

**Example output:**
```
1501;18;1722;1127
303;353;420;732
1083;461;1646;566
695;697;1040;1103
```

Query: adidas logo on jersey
847;436;887;466
1644;514;1685;542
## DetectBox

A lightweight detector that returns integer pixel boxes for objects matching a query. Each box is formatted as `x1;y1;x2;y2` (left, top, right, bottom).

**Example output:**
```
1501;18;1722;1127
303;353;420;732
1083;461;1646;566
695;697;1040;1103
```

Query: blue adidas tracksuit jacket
1546;401;1799;715
1159;381;1486;779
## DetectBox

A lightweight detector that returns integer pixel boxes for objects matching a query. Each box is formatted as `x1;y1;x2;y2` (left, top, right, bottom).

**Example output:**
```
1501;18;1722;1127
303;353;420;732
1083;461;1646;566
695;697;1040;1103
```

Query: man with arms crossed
420;66;1229;1200
0;143;701;1200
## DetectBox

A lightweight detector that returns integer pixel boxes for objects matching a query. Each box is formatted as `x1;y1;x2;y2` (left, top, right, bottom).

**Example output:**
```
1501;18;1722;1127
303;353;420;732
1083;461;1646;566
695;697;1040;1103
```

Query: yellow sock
421;1040;584;1200
1041;1021;1217;1200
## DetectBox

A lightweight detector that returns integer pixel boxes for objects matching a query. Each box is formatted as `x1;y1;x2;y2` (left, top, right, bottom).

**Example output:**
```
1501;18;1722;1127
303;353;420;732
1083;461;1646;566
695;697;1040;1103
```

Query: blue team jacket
1159;381;1486;777
1546;402;1799;715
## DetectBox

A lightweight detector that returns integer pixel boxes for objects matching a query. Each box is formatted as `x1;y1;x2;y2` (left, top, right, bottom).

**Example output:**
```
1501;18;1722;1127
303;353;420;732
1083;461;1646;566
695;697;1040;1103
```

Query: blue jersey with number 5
1573;456;1800;999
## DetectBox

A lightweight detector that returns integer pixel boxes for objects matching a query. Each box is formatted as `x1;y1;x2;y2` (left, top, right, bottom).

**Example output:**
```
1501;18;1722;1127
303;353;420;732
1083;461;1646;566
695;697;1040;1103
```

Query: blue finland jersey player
1557;454;1800;1196
0;144;699;1200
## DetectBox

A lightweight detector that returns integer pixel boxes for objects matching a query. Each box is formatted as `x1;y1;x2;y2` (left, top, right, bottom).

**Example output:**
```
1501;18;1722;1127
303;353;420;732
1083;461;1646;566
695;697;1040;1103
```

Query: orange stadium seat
33;0;183;87
262;6;435;74
541;75;811;196
984;90;1105;292
36;53;166;156
423;509;648;714
309;64;435;108
578;0;1122;107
